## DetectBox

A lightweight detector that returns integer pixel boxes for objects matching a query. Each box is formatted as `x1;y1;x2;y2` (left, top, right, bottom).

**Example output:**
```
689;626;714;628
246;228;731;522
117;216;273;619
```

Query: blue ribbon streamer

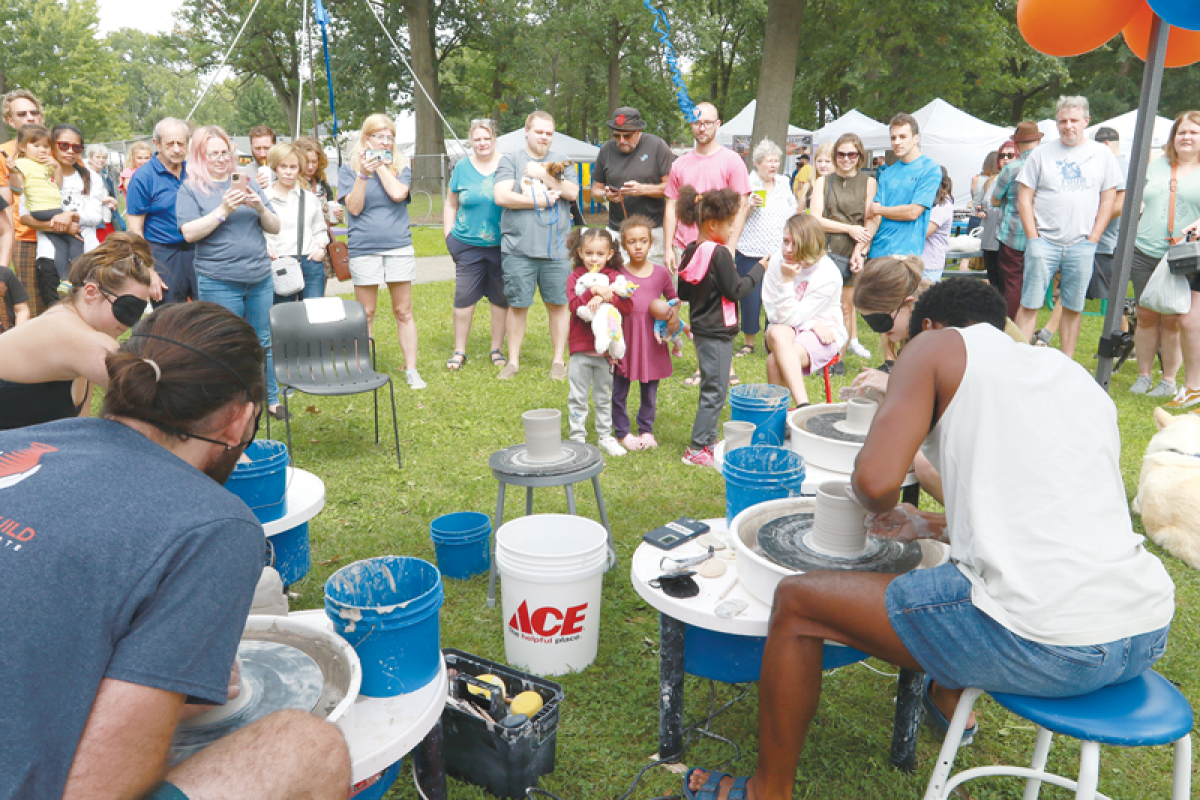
642;1;698;123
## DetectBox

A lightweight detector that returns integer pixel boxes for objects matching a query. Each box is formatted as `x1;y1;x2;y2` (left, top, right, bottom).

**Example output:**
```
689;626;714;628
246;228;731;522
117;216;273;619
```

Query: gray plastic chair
268;299;401;469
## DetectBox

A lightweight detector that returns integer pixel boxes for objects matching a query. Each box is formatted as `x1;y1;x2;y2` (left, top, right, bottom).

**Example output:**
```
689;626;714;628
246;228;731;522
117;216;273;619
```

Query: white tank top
922;324;1174;646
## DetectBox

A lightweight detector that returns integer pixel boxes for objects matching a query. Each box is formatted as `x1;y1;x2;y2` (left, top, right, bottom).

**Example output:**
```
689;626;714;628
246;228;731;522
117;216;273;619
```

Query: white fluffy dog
1132;408;1200;569
574;272;637;360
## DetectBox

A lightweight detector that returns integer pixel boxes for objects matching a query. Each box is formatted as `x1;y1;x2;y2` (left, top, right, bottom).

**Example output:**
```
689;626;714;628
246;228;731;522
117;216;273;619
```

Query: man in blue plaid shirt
991;121;1043;318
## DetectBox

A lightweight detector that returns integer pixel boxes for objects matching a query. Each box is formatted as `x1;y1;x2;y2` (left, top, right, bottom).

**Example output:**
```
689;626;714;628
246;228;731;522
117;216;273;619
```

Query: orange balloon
1018;0;1143;57
1124;5;1200;67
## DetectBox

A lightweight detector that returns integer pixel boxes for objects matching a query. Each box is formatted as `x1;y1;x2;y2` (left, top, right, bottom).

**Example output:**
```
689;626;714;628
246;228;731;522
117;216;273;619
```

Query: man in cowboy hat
991;120;1044;318
590;106;675;264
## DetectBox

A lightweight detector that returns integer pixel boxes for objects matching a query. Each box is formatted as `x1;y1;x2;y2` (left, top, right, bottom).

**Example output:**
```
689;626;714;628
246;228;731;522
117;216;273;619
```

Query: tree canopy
1;0;1198;148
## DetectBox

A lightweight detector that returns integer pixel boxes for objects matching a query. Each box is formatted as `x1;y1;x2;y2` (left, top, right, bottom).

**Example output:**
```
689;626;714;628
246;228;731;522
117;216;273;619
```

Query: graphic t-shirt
868;154;942;258
591;134;676;227
0;419;265;799
1017;139;1121;246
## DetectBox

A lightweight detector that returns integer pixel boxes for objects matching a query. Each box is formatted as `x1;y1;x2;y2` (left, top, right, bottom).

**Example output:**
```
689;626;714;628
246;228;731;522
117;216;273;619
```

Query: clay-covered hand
811;321;836;344
850;367;890;396
866;504;948;543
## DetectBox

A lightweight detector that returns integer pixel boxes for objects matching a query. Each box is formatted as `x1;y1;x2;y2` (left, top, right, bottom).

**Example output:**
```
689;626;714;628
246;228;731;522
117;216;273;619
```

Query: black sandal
446;351;467;371
489;349;508;367
735;344;755;357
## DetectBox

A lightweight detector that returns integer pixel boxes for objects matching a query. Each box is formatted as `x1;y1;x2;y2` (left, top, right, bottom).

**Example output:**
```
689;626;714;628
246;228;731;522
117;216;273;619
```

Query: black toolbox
441;648;564;798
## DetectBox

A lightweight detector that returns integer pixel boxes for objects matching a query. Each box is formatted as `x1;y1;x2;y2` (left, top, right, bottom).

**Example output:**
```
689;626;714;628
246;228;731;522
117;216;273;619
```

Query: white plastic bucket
495;514;608;676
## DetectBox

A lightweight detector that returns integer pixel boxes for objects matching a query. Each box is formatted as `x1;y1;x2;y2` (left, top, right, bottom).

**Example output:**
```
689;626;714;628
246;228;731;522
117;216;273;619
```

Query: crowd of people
0;86;1191;799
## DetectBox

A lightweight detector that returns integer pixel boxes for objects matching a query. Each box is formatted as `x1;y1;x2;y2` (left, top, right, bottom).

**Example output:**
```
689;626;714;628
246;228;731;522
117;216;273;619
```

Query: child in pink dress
611;215;678;450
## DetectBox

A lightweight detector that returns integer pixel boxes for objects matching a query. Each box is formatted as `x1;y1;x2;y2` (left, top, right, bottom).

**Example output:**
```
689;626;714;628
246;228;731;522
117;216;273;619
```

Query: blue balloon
642;1;699;123
1148;0;1200;32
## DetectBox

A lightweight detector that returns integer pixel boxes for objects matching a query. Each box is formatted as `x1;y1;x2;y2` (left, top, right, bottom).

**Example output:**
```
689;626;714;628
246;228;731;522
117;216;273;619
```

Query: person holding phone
338;114;423;389
176;125;285;418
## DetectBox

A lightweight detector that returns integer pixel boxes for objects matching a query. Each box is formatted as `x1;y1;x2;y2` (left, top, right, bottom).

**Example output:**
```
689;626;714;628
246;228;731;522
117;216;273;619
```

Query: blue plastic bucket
266;522;310;586
226;440;289;523
723;445;806;524
729;384;792;446
324;556;444;697
430;512;492;580
684;625;868;682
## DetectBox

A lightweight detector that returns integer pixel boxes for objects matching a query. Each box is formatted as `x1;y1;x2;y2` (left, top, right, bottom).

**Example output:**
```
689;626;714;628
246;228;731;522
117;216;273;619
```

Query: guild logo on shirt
1056;158;1092;190
0;442;57;490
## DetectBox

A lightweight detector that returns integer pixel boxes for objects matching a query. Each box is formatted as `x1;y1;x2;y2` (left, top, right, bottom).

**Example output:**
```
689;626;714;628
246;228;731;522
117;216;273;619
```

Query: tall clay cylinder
811;481;868;557
843;397;879;435
523;409;563;462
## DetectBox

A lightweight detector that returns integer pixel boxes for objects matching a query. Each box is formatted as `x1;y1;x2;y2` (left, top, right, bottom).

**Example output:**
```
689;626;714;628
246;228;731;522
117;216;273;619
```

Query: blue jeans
734;251;766;335
1021;237;1096;312
274;257;328;304
198;274;279;405
887;563;1170;697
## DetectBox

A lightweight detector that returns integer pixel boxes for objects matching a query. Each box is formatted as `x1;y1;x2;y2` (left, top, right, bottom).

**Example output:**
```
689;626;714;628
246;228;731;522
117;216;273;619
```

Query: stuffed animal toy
575;272;637;359
1132;407;1200;569
653;298;692;358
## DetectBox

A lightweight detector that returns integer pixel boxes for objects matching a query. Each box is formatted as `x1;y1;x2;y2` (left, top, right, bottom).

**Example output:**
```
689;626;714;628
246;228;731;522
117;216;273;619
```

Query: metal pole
307;2;320;139
295;0;307;140
1095;14;1170;390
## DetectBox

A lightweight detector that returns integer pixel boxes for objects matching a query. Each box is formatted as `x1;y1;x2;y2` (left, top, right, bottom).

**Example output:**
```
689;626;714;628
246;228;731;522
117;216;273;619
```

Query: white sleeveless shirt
922;324;1174;646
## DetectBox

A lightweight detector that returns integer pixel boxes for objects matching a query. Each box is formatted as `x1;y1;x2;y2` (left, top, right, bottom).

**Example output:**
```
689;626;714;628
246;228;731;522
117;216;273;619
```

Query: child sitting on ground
14;124;80;296
611;215;678;451
763;213;848;407
566;227;633;457
676;187;766;467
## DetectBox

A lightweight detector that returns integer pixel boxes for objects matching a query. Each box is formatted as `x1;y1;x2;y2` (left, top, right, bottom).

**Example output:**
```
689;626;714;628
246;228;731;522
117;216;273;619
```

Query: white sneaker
847;338;871;359
598;436;627;457
1128;375;1153;394
405;369;426;390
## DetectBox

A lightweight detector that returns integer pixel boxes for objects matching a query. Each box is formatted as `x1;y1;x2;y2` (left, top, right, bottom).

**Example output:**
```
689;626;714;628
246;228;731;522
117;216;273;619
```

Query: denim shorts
501;253;569;307
886;563;1170;697
1021;237;1096;312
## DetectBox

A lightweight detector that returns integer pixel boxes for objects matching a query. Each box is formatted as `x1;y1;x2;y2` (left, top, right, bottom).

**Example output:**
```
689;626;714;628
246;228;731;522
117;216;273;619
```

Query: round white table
630;519;926;772
288;610;448;796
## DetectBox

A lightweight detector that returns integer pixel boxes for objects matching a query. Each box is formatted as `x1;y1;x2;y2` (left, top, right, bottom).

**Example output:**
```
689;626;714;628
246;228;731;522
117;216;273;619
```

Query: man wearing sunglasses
591;106;675;264
0;89;58;317
0;303;351;799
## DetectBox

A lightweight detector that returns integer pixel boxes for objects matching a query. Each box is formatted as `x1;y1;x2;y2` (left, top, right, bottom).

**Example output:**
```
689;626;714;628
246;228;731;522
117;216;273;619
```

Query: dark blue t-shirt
0;419;265;799
125;156;189;245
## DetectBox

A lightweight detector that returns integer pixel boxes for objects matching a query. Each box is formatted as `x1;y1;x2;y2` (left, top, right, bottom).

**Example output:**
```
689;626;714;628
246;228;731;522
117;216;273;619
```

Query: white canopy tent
1036;111;1172;155
496;129;601;163
812;109;891;153
717;100;811;173
912;99;1012;209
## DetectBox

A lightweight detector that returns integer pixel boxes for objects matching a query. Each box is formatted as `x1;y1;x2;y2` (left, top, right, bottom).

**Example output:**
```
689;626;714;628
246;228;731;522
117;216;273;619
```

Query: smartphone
365;149;393;165
230;172;245;187
643;517;710;550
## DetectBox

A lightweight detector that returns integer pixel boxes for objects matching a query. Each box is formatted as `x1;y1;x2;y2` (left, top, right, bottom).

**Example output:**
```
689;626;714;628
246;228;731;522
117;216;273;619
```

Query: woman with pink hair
176;125;285;417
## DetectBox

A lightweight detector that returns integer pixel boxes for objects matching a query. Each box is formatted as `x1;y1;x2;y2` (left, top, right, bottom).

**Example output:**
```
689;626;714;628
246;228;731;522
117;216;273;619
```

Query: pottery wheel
802;411;868;444
490;441;602;476
172;641;323;756
757;512;923;573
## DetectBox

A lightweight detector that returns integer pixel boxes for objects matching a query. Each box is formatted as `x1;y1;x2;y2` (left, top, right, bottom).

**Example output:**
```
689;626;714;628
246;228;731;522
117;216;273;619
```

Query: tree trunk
607;23;621;118
749;0;806;168
404;0;444;194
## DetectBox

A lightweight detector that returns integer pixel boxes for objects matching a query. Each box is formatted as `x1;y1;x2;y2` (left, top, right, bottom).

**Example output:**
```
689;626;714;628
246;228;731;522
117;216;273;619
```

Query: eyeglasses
835;150;859;160
56;141;84;154
206;151;232;161
862;306;902;335
96;284;147;328
181;404;263;452
691;119;718;129
368;133;395;143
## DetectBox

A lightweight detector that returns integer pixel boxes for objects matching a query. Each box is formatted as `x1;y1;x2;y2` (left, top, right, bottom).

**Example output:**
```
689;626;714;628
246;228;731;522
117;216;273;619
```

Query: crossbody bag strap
296;191;306;259
1168;163;1180;246
824;172;834;216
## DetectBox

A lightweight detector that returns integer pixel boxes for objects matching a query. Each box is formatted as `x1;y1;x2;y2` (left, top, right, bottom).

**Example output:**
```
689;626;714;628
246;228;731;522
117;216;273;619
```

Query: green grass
255;286;1197;799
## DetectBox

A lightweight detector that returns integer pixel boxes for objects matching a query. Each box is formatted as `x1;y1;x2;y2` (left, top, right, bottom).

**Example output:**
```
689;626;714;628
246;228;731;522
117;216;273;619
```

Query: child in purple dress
611;215;679;450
